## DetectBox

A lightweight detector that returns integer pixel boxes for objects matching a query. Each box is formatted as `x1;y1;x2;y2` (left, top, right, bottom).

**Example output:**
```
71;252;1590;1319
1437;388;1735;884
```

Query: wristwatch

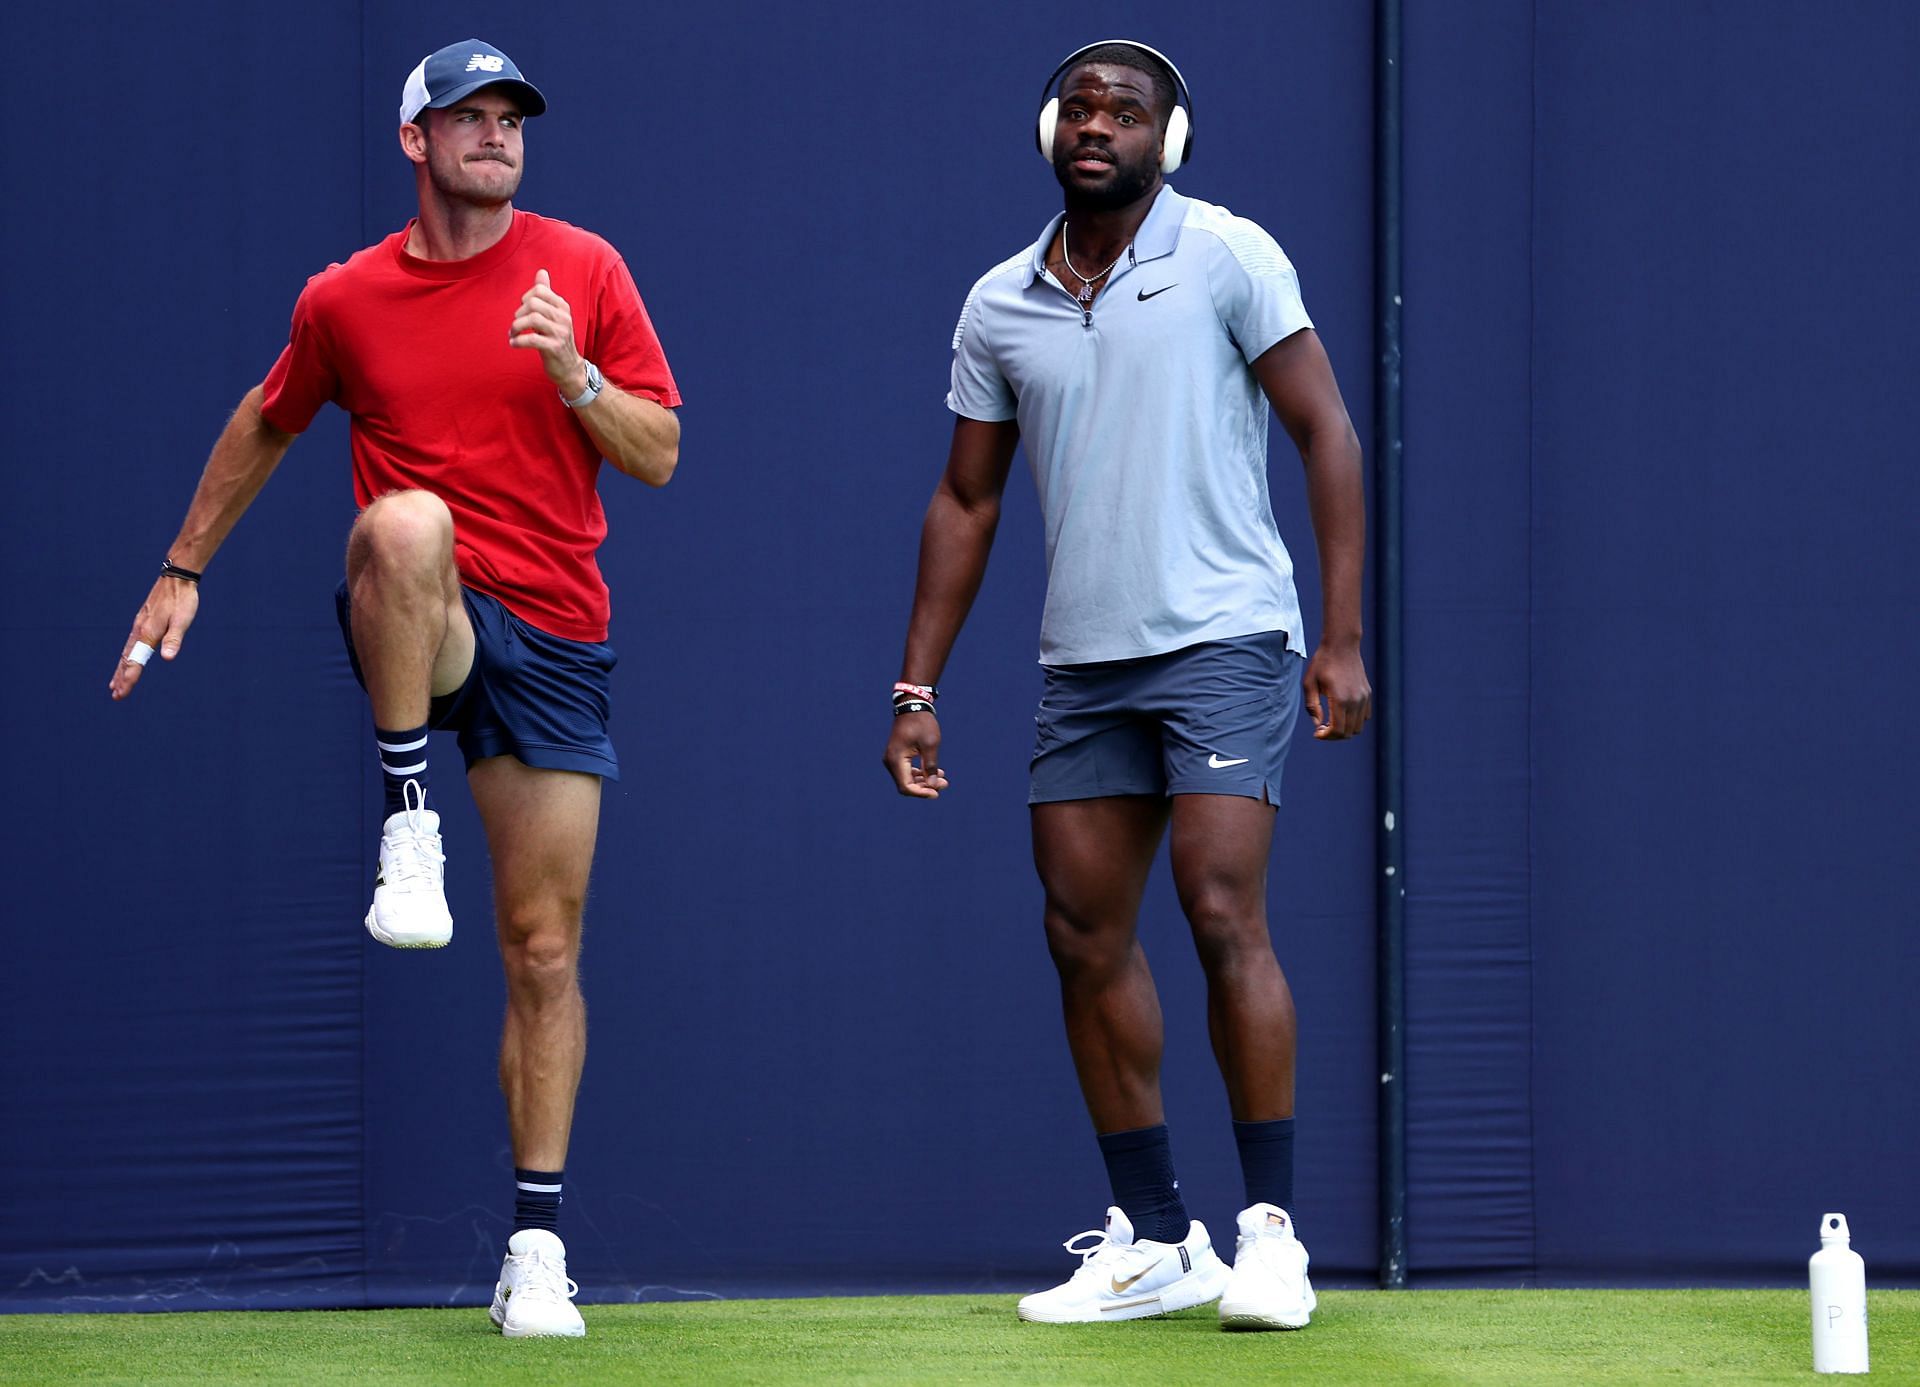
562;361;604;409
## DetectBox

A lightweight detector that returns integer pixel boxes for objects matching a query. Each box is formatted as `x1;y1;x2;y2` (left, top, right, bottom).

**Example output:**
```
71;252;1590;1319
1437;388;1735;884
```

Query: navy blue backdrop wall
1402;1;1920;1286
2;0;1913;1309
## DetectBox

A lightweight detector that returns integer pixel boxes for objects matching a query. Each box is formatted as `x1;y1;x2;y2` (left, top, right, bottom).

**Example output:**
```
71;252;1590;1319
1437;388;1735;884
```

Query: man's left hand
510;269;586;397
1302;642;1372;740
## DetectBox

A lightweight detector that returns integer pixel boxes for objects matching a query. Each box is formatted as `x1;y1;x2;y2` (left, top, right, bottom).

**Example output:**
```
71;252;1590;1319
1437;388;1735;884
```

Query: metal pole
1374;0;1408;1291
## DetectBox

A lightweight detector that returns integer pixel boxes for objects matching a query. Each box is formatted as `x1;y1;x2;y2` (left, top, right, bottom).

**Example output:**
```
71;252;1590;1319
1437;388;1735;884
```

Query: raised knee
351;490;454;576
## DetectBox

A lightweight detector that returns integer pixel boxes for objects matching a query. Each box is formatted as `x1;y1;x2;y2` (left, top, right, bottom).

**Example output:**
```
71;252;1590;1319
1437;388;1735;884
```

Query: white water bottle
1810;1212;1868;1374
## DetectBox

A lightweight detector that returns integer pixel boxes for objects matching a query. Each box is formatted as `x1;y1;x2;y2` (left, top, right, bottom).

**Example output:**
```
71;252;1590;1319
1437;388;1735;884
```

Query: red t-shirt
260;210;681;642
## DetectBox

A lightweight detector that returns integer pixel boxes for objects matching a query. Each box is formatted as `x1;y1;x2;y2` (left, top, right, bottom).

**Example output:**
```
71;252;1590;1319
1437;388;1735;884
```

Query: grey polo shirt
948;185;1313;667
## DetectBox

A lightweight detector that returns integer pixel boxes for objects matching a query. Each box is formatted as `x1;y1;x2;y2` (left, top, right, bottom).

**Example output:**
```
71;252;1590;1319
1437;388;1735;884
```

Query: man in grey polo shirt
882;40;1370;1330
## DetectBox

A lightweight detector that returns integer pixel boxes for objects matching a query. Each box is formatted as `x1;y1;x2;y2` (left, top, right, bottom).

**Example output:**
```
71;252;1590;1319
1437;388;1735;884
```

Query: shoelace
382;816;445;891
1238;1228;1307;1281
1060;1228;1146;1283
509;1249;580;1305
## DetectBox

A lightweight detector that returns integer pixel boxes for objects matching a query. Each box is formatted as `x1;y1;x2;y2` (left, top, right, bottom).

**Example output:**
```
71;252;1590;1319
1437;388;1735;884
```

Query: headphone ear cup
1161;105;1191;174
1037;97;1059;162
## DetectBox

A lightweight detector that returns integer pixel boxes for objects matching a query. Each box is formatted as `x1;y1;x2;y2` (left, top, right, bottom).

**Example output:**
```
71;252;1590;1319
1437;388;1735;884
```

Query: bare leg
468;758;601;1170
1168;794;1295;1121
345;490;475;722
1032;796;1172;1132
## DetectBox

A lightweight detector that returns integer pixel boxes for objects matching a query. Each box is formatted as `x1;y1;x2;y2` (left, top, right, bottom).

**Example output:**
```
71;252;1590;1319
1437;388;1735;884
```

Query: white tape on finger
128;641;155;668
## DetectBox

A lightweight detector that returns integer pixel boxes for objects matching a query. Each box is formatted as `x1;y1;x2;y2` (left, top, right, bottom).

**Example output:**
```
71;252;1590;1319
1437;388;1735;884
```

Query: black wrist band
893;700;936;717
160;559;203;584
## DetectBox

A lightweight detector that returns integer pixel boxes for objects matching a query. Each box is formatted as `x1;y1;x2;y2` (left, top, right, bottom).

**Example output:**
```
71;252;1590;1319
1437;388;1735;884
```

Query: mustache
1067;145;1113;164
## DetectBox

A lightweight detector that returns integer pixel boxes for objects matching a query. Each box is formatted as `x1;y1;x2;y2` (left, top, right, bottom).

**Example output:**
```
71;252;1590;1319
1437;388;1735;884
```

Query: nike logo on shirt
1208;754;1250;769
1136;284;1178;301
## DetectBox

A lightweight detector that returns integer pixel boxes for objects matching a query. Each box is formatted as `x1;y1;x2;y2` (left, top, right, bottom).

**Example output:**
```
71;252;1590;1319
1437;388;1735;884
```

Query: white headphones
1036;39;1194;175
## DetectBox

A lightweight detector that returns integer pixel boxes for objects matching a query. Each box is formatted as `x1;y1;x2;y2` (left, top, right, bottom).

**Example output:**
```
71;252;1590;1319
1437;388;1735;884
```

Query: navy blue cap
399;40;547;124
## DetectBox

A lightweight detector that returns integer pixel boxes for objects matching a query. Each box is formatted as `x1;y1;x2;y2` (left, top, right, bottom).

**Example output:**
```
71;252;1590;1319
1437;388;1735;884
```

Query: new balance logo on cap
465;54;506;73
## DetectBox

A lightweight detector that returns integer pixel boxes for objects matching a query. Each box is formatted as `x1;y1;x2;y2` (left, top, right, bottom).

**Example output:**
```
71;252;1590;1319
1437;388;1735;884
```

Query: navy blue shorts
335;581;619;780
1030;631;1303;805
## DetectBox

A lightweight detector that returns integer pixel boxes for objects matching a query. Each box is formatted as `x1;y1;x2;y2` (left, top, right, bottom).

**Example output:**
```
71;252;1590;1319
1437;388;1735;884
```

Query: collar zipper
1044;245;1138;328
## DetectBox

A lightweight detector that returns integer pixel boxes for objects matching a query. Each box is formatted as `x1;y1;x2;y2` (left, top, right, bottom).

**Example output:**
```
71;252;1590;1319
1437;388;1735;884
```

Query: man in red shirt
108;39;680;1337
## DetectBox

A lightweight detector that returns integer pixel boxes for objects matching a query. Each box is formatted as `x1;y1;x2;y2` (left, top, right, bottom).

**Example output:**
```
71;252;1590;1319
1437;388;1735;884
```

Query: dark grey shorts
336;581;619;780
1030;630;1303;804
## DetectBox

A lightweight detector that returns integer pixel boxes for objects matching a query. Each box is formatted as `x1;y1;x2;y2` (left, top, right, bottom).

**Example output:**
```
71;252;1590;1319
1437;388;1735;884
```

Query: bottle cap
1819;1212;1851;1244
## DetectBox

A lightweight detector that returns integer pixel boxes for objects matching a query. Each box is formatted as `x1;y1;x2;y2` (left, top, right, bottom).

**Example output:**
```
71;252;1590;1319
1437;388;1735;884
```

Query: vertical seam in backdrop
1524;0;1542;1288
1372;0;1407;1290
356;0;371;1311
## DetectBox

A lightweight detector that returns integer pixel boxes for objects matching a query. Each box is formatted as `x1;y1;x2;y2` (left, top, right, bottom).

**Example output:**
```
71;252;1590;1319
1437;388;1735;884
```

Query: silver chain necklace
1060;225;1129;306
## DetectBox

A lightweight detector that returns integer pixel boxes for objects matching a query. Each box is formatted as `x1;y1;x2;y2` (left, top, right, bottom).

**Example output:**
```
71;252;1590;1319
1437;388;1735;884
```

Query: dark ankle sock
514;1168;563;1233
1233;1117;1296;1212
1097;1124;1190;1244
375;724;430;819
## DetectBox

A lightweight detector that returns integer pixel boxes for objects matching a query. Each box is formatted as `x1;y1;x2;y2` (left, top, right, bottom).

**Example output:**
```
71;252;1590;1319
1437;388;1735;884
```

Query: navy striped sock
1233;1116;1296;1212
1097;1124;1190;1245
375;724;430;819
514;1168;563;1233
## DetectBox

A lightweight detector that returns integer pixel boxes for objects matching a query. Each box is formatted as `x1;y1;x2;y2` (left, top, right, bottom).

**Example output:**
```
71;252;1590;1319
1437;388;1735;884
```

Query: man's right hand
109;576;200;701
884;711;950;799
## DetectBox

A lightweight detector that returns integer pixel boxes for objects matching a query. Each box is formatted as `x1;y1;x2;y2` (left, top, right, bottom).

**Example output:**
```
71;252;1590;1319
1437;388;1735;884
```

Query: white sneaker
1219;1203;1316;1330
364;780;451;948
488;1228;586;1338
1016;1206;1230;1323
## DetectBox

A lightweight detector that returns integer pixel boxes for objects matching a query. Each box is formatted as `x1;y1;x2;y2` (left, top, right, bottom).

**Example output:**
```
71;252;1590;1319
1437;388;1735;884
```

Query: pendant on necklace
1077;282;1094;306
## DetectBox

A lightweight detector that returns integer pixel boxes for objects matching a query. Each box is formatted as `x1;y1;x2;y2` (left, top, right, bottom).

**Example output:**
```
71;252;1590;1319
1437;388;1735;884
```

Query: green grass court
2;1289;1914;1385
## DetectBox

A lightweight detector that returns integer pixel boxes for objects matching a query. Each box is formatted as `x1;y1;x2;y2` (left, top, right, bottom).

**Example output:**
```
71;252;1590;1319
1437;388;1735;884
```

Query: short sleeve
258;279;341;434
588;254;682;408
945;279;1017;422
1205;219;1314;365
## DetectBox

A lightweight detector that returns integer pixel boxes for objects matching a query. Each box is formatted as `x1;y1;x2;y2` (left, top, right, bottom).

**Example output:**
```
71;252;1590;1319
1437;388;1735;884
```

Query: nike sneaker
1016;1206;1230;1323
364;779;451;948
1219;1203;1316;1330
489;1228;586;1338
